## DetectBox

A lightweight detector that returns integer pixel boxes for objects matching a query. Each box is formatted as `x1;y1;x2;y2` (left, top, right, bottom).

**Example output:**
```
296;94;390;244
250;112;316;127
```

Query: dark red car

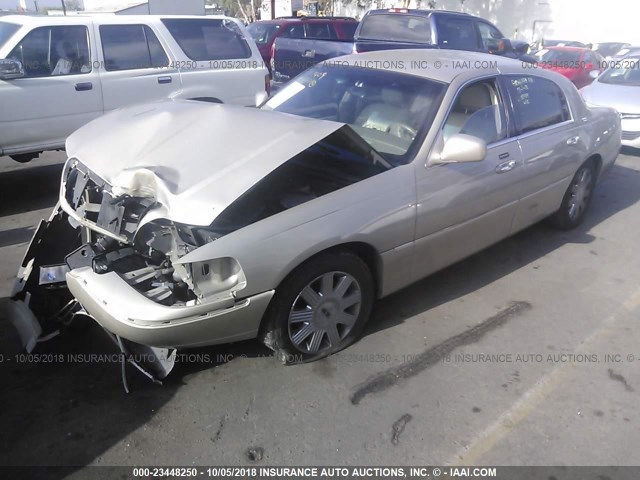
535;46;605;89
246;17;358;70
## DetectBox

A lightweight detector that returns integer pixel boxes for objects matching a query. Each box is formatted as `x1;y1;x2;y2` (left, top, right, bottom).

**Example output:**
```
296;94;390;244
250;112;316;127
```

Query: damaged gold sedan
8;50;621;385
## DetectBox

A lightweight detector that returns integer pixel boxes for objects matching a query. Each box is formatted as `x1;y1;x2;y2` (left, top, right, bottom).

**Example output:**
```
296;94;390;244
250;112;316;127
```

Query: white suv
0;15;270;163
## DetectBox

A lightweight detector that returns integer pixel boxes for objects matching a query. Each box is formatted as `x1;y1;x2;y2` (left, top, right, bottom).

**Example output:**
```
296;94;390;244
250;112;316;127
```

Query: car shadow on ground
0;162;64;217
0;163;639;475
364;162;640;337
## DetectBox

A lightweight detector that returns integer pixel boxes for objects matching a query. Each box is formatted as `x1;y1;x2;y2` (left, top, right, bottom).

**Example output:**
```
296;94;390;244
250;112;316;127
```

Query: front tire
262;251;374;364
550;160;596;230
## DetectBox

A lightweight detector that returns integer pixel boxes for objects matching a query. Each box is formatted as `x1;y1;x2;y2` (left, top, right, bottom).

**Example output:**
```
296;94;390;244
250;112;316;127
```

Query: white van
0;15;270;163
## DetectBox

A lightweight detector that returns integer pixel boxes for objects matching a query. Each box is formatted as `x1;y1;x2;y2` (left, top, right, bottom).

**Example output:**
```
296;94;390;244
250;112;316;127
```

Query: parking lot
1;148;640;471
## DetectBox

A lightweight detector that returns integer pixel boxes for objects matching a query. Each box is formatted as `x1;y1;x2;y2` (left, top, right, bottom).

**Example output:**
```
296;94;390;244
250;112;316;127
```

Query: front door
0;23;103;154
412;77;525;280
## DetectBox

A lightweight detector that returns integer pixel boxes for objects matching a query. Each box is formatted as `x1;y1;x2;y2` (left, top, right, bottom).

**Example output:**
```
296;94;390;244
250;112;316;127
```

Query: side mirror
589;70;600;79
255;91;269;108
512;41;530;55
489;38;509;55
0;59;25;80
430;134;487;165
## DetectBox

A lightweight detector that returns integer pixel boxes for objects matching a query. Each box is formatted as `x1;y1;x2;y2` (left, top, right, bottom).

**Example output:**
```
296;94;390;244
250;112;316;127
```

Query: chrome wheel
287;271;362;354
567;168;593;221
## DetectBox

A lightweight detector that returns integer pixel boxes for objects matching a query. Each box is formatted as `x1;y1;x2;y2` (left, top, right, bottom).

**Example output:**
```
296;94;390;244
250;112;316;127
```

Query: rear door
503;74;587;231
0;21;103;154
95;21;180;112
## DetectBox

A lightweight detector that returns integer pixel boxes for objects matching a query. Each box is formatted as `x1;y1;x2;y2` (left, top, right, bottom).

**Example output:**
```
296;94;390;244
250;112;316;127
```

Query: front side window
506;76;571;134
436;16;479;51
8;25;90;77
161;18;251;61
477;22;503;52
263;65;446;165
100;25;169;71
443;79;507;144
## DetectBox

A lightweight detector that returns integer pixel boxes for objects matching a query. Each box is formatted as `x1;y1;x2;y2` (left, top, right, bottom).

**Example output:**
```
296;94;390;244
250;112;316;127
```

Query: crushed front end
9;159;273;384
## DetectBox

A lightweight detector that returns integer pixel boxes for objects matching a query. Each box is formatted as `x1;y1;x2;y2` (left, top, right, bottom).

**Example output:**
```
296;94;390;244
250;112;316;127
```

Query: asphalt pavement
1;150;639;474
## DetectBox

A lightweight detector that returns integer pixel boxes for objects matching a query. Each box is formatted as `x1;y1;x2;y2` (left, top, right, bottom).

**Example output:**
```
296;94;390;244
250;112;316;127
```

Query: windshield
246;23;280;45
0;22;20;51
263;65;446;165
598;57;640;86
536;48;582;65
358;14;432;44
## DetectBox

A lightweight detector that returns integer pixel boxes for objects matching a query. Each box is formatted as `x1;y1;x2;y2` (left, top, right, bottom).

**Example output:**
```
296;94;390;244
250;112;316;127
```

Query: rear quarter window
161;18;251;61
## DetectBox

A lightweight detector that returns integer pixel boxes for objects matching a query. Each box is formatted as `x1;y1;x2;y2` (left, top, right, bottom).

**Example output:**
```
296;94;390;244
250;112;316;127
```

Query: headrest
458;84;492;112
381;87;404;107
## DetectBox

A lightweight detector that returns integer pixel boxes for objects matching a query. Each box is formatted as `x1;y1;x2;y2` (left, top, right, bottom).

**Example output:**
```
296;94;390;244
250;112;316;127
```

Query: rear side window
161;18;251;61
100;25;169;71
435;16;479;51
358;14;432;43
280;24;305;39
305;23;335;40
505;76;571;134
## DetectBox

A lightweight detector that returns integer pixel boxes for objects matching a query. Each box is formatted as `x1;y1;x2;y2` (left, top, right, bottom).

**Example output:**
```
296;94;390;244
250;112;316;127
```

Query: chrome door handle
157;76;172;84
566;136;580;145
496;160;517;173
302;50;316;58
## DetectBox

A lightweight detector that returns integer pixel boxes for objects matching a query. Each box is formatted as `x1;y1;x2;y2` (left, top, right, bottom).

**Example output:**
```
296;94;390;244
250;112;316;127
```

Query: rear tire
550;159;596;230
261;251;374;364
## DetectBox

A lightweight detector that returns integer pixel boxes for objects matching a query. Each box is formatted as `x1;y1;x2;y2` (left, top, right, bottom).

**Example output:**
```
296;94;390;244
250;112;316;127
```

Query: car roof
329;49;526;84
0;14;232;26
251;17;356;25
365;8;471;17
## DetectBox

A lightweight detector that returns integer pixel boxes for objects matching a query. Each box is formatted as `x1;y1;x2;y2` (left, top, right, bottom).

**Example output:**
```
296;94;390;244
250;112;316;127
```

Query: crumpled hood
581;80;640;114
66;100;343;226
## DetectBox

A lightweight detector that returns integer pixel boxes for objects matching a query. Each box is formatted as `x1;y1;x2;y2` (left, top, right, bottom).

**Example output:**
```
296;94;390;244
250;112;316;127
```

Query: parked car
0;14;269;163
609;45;640;62
246;17;358;72
536;39;587;50
535;46;604;89
271;8;536;82
593;42;631;60
580;55;640;148
9;50;620;381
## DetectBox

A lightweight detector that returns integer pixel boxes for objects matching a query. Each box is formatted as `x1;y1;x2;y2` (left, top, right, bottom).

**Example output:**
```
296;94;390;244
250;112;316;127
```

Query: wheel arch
257;241;384;340
585;153;603;178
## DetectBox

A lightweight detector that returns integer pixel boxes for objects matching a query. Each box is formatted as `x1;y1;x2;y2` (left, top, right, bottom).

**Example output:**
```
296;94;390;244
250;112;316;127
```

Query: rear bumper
66;267;274;349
